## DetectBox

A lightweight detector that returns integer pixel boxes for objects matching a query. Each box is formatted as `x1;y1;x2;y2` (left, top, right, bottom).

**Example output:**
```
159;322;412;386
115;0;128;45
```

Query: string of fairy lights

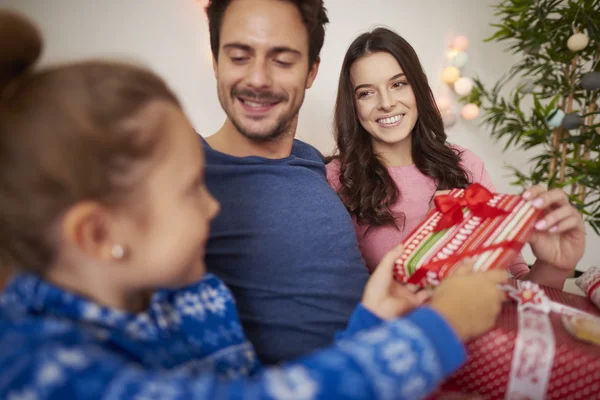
437;30;599;130
436;35;479;128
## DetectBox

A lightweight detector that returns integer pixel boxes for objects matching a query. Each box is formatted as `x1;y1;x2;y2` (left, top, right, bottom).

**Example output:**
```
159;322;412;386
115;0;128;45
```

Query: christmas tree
460;0;600;234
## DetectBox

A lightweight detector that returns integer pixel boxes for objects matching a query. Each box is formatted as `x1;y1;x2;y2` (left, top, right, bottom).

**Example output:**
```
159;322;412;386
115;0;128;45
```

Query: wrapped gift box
576;266;600;311
394;184;542;287
431;280;600;400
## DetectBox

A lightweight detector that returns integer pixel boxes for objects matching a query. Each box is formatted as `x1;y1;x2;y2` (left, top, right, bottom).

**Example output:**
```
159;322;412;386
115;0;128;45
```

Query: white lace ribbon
506;305;554;399
498;281;600;399
501;282;555;400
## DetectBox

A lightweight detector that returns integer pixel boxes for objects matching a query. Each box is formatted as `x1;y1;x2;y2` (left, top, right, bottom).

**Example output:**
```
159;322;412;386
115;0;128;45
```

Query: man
202;0;369;364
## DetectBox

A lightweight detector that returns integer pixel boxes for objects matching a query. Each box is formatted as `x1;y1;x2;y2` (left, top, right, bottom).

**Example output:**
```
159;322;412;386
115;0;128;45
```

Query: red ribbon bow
433;183;508;231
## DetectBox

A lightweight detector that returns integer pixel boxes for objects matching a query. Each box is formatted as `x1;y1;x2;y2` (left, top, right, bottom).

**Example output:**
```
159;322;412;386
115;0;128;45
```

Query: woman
326;27;585;289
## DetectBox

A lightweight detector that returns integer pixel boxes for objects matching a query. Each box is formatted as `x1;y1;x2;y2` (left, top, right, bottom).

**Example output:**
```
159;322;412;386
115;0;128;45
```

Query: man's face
214;0;319;141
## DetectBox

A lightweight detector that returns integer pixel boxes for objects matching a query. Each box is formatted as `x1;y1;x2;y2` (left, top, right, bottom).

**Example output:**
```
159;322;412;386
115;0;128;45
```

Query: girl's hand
361;244;432;320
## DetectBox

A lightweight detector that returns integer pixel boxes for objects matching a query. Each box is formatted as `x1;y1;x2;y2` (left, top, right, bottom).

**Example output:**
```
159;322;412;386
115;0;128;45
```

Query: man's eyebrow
222;42;253;52
222;43;302;57
268;46;302;57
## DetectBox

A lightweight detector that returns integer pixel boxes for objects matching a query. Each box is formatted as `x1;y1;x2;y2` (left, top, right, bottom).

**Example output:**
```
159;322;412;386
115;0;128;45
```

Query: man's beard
231;114;293;142
224;86;300;142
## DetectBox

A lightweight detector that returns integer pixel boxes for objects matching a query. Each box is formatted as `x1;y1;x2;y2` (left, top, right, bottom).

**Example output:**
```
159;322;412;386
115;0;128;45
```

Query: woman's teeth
378;114;403;125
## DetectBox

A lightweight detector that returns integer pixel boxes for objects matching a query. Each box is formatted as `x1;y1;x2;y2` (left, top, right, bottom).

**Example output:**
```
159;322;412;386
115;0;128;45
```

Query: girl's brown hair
332;27;471;229
0;11;181;274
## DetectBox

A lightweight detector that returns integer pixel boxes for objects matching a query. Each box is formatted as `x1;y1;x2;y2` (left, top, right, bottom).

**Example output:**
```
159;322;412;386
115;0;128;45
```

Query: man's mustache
231;88;288;103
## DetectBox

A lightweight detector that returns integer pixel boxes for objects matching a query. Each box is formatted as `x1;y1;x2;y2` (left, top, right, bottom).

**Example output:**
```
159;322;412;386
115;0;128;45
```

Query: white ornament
567;33;589;52
454;77;474;95
546;109;565;129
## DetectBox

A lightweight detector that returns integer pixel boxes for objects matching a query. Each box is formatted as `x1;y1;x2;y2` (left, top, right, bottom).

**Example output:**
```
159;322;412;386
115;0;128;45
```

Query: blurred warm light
442;66;461;84
450;52;469;68
461;103;480;120
436;96;452;111
446;49;459;60
454;77;474;96
453;36;469;52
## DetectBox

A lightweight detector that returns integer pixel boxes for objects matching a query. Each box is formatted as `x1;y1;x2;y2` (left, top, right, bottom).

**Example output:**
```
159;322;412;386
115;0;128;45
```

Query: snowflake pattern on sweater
0;273;466;399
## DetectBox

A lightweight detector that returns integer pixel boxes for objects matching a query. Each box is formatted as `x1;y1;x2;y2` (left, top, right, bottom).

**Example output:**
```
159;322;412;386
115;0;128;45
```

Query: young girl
0;11;509;399
326;28;586;289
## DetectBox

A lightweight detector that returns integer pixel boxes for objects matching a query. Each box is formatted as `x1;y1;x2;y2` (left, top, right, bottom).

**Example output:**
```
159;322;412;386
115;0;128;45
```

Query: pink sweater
326;146;530;278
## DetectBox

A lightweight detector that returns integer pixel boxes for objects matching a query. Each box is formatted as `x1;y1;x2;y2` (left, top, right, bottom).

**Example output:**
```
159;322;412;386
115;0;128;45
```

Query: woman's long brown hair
332;27;471;229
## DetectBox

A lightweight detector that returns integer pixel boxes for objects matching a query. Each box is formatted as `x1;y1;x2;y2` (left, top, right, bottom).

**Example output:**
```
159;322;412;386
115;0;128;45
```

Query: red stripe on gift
407;240;523;285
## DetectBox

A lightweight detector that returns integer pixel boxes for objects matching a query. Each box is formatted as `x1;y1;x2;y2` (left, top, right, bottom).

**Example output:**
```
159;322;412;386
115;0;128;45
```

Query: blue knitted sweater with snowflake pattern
0;272;466;399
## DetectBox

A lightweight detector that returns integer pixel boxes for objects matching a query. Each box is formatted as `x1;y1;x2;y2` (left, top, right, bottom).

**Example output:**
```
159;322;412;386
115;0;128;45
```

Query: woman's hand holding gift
522;185;586;289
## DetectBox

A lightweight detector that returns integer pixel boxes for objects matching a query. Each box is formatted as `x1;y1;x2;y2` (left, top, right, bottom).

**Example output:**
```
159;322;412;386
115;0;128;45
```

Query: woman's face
351;52;418;149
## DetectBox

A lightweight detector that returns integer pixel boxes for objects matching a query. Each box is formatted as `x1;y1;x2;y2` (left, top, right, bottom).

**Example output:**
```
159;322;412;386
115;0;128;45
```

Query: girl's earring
111;244;126;260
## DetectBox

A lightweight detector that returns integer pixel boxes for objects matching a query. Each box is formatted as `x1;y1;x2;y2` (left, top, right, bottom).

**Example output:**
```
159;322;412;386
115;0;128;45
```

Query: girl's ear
61;202;126;262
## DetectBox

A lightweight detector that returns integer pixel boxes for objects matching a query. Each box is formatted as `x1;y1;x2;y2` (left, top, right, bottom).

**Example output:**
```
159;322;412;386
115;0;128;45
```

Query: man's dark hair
206;0;329;66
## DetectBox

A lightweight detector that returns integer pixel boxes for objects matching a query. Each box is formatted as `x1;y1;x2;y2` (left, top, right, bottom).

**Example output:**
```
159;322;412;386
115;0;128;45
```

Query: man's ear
306;57;320;89
61;202;123;262
213;55;218;78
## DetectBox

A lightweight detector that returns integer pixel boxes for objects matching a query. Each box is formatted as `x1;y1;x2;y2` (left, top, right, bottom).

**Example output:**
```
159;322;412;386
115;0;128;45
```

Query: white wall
2;0;597;272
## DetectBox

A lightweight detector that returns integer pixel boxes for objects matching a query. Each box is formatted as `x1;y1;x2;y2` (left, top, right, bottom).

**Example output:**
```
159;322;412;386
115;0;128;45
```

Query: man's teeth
378;115;403;125
242;99;272;107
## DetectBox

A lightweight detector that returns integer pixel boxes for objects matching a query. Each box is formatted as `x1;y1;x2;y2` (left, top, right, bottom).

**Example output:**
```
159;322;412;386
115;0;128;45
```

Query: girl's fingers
453;259;475;276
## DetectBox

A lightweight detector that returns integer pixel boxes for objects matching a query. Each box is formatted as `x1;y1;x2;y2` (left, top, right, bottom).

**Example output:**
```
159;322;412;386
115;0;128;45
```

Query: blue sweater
202;138;370;364
0;273;466;399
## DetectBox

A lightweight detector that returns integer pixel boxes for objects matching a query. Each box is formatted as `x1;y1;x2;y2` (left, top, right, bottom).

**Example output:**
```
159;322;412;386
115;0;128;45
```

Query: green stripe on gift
406;216;462;275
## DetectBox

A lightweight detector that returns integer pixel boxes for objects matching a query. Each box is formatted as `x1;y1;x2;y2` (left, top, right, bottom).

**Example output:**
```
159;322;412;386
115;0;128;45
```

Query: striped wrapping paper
393;185;543;287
